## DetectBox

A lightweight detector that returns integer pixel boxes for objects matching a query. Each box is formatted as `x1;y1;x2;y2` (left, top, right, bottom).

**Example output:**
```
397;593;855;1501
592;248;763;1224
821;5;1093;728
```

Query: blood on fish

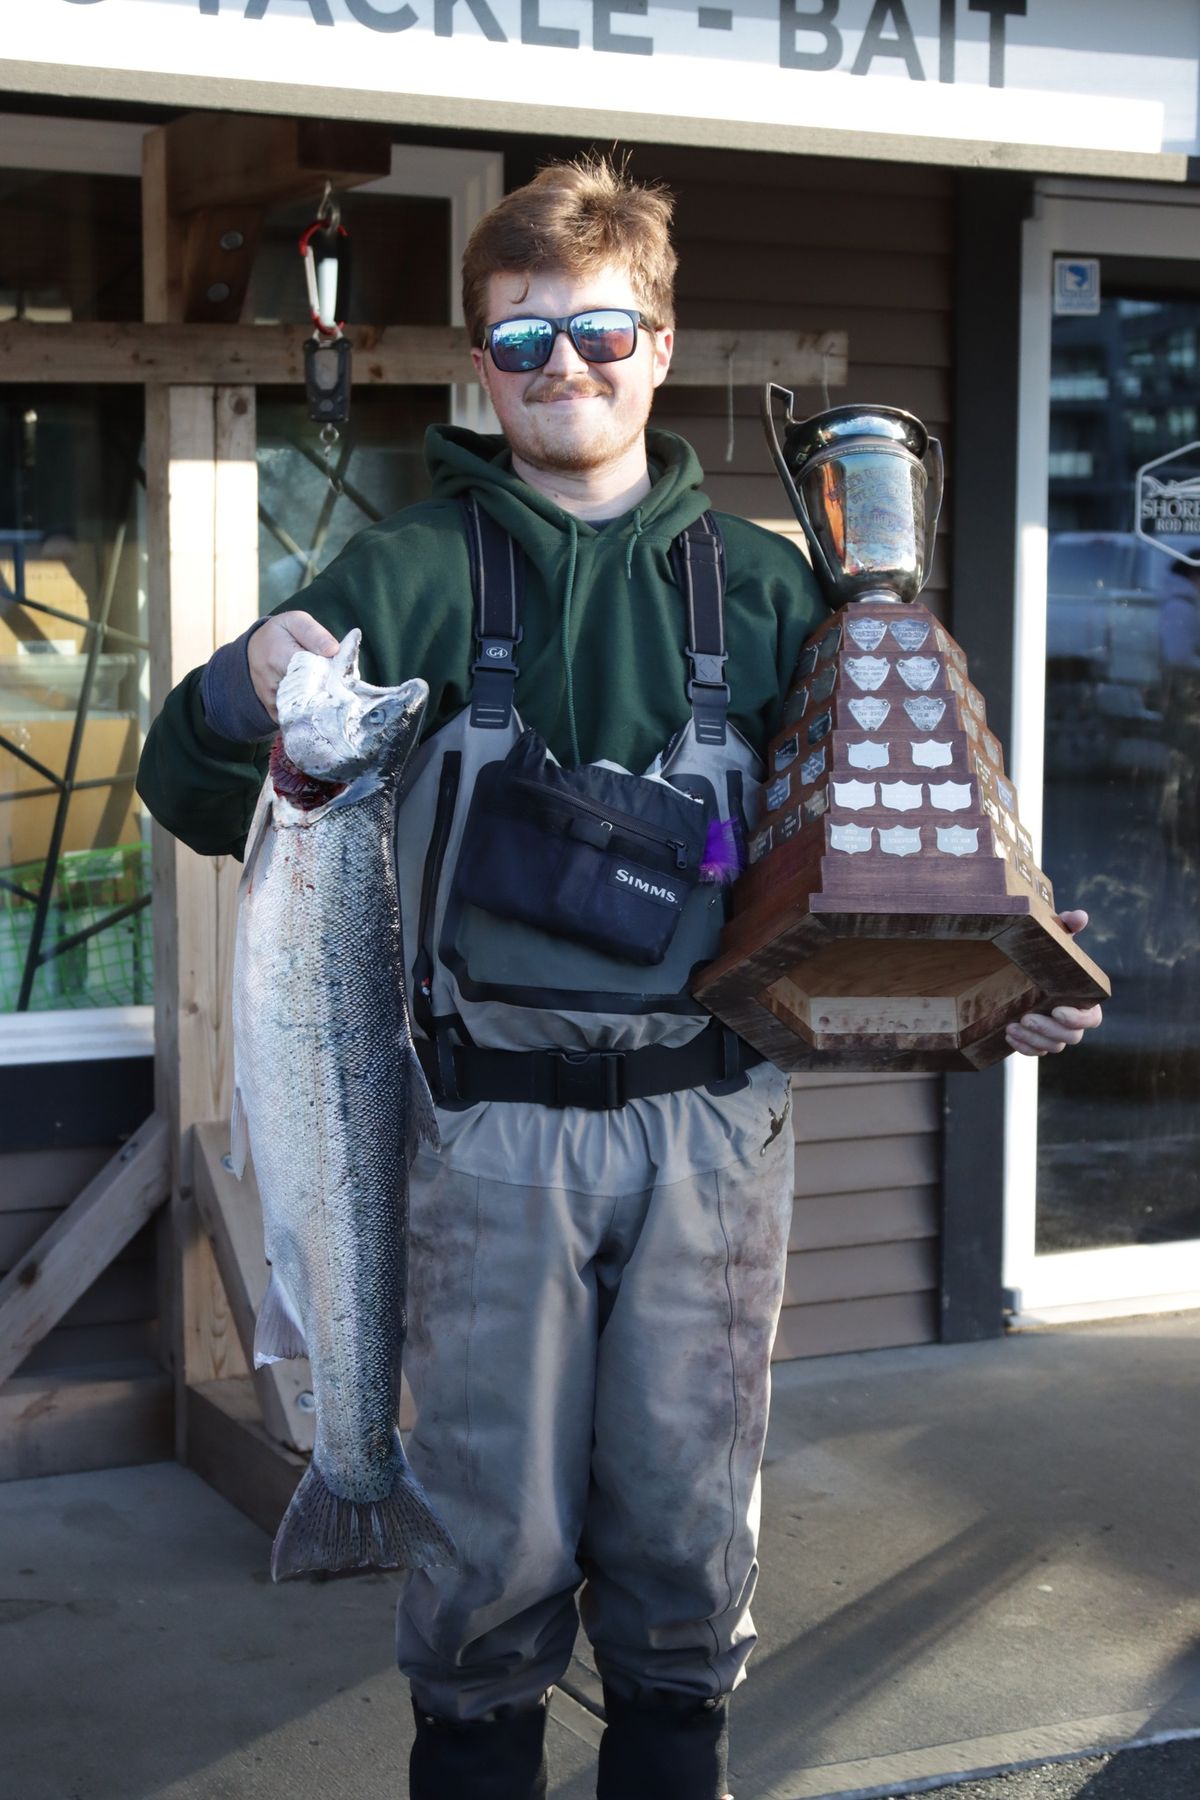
270;738;347;810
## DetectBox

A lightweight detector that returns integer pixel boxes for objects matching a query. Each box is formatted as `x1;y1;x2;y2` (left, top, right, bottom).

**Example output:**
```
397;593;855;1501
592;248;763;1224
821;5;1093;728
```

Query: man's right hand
248;611;341;723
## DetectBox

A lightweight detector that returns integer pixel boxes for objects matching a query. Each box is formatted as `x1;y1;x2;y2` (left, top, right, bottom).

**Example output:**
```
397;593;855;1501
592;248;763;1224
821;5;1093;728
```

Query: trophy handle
923;435;945;568
761;383;841;597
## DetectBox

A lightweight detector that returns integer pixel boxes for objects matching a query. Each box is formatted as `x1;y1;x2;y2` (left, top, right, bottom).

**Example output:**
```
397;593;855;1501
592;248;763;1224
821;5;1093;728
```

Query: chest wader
395;496;766;1096
396;498;794;1800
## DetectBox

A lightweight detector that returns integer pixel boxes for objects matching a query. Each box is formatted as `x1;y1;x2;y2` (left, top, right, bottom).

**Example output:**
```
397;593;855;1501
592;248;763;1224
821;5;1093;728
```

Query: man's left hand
1005;909;1104;1056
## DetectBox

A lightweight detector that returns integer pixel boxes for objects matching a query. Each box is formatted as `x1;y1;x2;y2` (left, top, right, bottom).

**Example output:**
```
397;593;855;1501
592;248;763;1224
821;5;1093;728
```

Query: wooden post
144;123;261;1457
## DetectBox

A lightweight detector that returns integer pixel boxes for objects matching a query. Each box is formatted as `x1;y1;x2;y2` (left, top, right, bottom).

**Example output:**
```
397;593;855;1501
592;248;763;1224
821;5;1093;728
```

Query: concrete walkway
2;1313;1199;1800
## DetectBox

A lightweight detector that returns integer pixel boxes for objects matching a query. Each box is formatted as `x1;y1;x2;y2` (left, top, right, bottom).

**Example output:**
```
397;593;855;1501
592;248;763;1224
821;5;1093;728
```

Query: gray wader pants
396;1058;795;1721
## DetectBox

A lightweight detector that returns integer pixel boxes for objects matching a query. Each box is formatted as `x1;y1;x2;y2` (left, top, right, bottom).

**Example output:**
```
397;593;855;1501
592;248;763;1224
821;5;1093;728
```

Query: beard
502;374;652;475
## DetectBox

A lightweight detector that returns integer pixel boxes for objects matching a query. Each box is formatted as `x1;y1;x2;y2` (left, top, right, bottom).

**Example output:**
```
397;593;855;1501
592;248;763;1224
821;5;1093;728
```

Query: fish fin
253;1270;308;1367
404;1039;441;1161
238;775;275;897
270;1430;457;1582
229;1086;249;1182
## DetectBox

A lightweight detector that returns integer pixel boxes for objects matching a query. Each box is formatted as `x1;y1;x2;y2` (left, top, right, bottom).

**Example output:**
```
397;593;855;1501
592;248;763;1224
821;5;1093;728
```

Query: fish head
276;630;429;784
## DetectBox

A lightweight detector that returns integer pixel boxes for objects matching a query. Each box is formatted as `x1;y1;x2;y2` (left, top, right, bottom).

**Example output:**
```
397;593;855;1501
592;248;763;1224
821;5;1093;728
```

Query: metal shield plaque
912;738;952;768
997;777;1016;812
830;822;873;854
804;789;829;822
879;824;923;857
849;697;890;731
936;825;978;856
903;697;945;729
889;618;930;651
880;780;923;812
817;624;843;660
974;755;994;788
765;774;791;812
846;617;887;651
946;666;965;697
810;665;837;704
782;686;809;728
832;779;876;811
897;655;940;692
847;740;890;770
797;643;819;677
778;808;800;841
800;747;826;786
967;689;986;718
749;826;773;863
846;655;890;691
929;780;972;812
775;734;799;771
984;732;1003;764
808;709;832;744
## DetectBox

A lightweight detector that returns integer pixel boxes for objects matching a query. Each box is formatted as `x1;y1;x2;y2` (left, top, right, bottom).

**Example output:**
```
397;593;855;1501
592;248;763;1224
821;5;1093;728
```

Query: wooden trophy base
693;603;1110;1072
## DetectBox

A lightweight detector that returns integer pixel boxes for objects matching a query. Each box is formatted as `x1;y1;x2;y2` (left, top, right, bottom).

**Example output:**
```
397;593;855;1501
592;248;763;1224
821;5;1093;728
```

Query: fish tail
270;1431;457;1582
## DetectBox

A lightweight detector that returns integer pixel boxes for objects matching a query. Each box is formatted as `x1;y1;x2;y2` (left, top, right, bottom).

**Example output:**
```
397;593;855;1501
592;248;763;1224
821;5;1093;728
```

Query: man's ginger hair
462;156;677;349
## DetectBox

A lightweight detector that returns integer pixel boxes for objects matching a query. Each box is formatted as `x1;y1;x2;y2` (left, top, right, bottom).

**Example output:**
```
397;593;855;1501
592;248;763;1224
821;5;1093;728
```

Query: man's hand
1005;909;1104;1056
248;611;340;723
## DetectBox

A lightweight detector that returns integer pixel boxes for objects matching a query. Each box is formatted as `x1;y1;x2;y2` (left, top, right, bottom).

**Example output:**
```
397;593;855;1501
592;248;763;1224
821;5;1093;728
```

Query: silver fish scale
235;781;413;1503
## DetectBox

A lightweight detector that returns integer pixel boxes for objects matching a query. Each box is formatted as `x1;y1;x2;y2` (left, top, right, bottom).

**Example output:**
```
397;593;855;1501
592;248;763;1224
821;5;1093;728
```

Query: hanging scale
300;185;352;493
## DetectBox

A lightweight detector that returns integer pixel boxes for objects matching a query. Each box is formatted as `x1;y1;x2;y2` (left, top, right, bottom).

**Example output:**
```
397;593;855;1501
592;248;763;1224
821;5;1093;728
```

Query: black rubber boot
409;1697;549;1800
596;1686;731;1800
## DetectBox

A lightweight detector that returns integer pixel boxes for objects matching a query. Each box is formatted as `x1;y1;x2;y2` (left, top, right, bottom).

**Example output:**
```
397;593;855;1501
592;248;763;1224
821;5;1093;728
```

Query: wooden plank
636;146;954;198
56;1263;156;1331
185;1376;305;1542
772;1291;938;1362
794;1132;939;1200
0;1370;172;1482
0;1116;169;1388
783;1239;938;1308
0;1146;114;1212
679;302;950;368
192;1122;316;1456
683;244;952;313
163;114;392;217
789;1186;940;1252
17;1323;158;1377
792;1078;941;1145
0;322;847;390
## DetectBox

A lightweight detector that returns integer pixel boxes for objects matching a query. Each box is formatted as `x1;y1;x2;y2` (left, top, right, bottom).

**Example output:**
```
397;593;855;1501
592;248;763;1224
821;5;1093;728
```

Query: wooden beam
162;114;392;217
186;1376;305;1542
192;1123;316;1457
0;1370;173;1483
0;1116;170;1388
0;322;849;391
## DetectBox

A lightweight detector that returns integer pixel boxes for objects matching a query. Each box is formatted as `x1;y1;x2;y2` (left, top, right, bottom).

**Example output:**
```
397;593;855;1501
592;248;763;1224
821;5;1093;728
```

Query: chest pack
397;495;766;1108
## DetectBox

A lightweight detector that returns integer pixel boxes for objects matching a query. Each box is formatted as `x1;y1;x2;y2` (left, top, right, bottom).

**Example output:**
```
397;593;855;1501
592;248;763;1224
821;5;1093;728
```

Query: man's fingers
1052;1003;1103;1030
1057;908;1089;935
283;612;340;657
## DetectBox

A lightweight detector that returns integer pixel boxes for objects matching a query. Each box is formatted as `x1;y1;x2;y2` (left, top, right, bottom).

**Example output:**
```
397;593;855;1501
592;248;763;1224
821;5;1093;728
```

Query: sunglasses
484;308;653;374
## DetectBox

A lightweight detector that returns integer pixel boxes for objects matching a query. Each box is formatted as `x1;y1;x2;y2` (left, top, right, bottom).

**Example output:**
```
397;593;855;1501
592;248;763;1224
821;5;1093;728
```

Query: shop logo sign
1053;258;1101;317
1136;441;1200;569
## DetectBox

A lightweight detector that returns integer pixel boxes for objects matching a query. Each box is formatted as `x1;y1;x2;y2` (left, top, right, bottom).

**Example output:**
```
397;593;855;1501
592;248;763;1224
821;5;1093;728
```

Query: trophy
693;393;1110;1071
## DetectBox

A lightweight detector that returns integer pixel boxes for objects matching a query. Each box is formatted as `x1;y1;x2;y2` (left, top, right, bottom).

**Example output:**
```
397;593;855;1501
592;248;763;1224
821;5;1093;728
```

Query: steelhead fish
231;628;455;1582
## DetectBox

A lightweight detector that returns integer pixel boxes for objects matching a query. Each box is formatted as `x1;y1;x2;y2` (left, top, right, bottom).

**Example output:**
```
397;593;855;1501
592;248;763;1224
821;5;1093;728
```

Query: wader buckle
552;1048;626;1110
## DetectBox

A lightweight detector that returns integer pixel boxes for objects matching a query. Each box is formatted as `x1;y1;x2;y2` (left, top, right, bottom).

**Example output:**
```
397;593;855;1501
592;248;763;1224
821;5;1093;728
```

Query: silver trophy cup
762;390;944;607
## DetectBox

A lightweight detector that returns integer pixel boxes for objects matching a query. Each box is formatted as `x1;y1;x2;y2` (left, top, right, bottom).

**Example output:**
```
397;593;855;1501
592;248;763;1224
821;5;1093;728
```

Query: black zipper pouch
452;729;710;966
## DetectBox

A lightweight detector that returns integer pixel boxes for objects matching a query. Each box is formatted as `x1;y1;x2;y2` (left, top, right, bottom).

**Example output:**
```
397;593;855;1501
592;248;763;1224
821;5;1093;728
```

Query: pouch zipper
509;773;694;871
413;750;462;1031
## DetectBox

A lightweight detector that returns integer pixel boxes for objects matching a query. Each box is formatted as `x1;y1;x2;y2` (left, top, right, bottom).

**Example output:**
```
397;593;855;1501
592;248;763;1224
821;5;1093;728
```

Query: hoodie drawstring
560;517;581;766
625;506;644;578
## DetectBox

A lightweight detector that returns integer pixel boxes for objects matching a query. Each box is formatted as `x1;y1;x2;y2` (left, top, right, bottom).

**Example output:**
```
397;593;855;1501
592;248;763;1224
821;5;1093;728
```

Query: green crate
0;841;154;1012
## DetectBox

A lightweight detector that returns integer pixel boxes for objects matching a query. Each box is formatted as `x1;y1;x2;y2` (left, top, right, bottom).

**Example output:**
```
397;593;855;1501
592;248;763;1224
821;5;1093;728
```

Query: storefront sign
3;0;1197;159
1053;257;1101;317
1136;442;1200;568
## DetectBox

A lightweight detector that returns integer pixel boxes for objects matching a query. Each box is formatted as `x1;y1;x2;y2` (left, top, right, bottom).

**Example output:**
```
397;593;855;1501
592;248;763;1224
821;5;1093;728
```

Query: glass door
1007;188;1200;1322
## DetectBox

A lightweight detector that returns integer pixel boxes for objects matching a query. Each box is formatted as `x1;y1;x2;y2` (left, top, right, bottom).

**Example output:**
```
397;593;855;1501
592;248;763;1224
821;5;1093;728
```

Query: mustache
526;376;612;403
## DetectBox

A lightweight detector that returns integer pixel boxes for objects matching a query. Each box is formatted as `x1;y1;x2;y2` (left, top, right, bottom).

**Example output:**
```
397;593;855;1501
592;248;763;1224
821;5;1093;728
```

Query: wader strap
466;495;522;730
416;1018;763;1110
674;513;729;748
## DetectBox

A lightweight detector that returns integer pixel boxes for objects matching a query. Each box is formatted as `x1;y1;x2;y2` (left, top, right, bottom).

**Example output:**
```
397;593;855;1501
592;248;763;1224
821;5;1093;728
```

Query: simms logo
611;866;680;907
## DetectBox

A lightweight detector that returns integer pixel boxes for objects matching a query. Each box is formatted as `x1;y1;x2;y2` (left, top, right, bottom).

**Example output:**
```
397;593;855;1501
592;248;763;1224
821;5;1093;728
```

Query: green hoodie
137;424;828;857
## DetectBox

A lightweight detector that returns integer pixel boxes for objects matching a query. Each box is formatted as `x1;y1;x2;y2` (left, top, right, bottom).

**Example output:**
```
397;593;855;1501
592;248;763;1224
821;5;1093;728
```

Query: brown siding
635;144;952;1358
776;1071;941;1360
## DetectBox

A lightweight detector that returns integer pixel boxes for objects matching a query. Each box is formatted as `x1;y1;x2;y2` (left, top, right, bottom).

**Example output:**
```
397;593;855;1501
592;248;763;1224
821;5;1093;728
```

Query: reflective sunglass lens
569;311;638;362
490;318;555;372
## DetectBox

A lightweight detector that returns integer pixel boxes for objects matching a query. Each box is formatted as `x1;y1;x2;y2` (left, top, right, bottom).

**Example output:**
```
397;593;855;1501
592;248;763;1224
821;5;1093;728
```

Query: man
138;158;1100;1799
